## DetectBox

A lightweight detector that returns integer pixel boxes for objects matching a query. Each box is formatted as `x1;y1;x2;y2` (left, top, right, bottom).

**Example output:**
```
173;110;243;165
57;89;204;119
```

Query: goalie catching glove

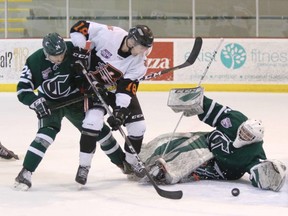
250;159;286;192
107;106;130;130
29;97;51;119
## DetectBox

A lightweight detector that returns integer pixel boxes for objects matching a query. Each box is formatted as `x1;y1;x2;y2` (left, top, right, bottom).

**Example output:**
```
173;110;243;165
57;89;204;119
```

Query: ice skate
117;160;134;175
14;168;32;191
75;166;90;185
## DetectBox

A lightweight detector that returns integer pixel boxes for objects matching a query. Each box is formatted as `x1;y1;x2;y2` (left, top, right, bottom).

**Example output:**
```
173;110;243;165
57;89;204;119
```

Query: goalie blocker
167;86;204;117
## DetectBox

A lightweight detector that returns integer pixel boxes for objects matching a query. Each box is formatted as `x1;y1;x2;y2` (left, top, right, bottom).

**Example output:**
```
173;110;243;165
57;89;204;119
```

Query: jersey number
125;82;137;95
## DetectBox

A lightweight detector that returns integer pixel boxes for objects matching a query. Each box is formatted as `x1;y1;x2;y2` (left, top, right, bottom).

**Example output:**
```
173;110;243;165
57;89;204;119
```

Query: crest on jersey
89;62;123;85
41;67;52;79
221;117;232;128
100;49;112;59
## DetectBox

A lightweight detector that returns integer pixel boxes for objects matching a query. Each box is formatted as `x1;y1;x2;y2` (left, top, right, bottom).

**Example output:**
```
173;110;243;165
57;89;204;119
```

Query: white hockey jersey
70;21;148;81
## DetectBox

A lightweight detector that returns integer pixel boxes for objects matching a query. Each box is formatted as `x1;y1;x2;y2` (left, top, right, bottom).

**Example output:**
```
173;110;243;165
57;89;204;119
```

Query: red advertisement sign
146;42;174;81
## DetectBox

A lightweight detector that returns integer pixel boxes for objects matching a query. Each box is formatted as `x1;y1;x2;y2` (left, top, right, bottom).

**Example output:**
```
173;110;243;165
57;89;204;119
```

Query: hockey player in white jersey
70;20;154;184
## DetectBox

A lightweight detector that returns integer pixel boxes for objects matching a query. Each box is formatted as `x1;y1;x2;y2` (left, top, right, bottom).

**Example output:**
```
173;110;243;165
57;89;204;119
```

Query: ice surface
0;92;287;216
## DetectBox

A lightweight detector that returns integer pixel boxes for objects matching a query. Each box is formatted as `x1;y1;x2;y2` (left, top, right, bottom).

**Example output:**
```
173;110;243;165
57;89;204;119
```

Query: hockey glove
250;160;286;192
29;97;51;118
107;106;130;130
72;46;90;75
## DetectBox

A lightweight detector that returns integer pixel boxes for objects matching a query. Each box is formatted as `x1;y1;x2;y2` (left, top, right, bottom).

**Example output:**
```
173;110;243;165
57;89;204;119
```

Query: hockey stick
140;37;203;81
0;141;19;160
76;60;183;200
53;38;202;110
161;38;224;157
49;94;93;111
197;38;224;86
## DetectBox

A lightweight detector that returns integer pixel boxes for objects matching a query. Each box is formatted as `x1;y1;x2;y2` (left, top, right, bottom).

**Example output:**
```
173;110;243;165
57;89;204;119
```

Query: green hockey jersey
17;41;82;106
198;96;267;179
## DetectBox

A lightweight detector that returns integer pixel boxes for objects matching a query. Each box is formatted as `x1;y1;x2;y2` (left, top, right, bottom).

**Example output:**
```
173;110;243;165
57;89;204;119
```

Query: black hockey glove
72;46;89;75
94;82;109;100
29;97;51;119
107;106;130;130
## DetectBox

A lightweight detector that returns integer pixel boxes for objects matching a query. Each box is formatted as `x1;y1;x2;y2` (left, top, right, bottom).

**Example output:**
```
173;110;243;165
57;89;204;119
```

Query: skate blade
77;183;85;190
13;182;30;191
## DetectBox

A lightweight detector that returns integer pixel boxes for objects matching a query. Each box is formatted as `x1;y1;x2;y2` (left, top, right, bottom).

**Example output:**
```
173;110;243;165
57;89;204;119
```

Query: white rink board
1;38;288;85
173;38;288;84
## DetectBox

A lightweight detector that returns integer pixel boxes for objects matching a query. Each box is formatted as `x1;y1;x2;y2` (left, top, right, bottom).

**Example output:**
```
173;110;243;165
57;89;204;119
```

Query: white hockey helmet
233;119;264;148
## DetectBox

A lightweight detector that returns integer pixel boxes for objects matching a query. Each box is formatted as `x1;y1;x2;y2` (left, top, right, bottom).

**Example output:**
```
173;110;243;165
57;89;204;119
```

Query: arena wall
1;38;288;92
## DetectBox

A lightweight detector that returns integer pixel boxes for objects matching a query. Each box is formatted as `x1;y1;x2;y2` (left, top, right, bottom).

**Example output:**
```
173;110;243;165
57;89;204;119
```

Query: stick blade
156;187;183;200
186;37;203;64
144;169;183;199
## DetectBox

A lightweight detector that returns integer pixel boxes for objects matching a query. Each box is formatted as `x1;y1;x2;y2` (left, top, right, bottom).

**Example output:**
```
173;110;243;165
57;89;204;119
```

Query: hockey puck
231;188;240;196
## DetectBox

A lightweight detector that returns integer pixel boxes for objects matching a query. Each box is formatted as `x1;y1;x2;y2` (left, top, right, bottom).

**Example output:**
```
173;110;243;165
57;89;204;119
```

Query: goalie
139;88;286;192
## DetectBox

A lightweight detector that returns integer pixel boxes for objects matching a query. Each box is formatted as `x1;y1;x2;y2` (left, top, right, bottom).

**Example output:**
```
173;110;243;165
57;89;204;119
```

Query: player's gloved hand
83;81;107;96
29;97;51;119
84;81;109;105
72;46;89;75
94;82;108;98
107;106;130;130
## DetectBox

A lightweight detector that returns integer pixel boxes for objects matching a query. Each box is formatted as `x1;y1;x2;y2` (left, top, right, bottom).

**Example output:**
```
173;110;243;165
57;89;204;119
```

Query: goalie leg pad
250;159;287;192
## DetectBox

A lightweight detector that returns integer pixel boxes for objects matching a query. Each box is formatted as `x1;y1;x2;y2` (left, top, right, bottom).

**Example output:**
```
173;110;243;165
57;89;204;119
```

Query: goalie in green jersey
14;33;128;190
140;87;286;192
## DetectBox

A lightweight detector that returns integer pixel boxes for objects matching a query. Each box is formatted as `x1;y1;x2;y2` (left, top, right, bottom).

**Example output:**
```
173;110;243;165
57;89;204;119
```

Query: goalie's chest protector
91;27;147;80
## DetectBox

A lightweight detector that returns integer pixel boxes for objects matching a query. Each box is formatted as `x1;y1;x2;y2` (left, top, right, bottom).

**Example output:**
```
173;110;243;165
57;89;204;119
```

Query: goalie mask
233;119;264;148
42;32;67;64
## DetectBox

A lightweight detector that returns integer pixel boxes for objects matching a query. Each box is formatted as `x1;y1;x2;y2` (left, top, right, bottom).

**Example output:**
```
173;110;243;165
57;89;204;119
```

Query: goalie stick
76;60;183;200
162;38;225;157
140;37;203;81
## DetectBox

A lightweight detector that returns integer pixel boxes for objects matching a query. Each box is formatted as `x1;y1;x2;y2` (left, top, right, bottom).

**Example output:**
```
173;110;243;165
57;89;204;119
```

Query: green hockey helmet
42;32;67;56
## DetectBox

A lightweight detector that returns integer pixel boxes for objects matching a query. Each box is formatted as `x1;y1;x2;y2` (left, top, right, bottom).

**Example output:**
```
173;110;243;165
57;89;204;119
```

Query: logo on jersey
100;49;112;59
146;42;173;81
220;117;232;128
209;130;231;154
42;75;71;99
41;67;52;79
90;62;123;85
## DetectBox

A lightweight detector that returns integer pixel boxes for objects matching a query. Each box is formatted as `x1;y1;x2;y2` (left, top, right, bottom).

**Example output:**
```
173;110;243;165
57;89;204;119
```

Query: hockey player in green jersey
140;89;286;192
14;33;128;190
